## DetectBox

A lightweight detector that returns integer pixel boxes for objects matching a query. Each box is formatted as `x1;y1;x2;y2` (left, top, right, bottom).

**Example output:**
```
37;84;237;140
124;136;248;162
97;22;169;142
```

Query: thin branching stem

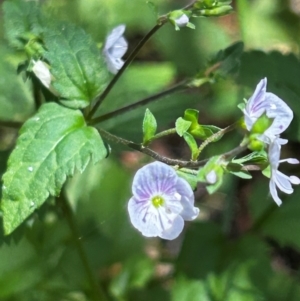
146;128;177;145
89;81;187;125
97;127;247;168
88;21;167;119
197;122;238;156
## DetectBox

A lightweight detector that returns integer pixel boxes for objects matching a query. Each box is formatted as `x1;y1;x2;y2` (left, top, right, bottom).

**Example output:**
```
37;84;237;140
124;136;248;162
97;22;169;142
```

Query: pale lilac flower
103;24;128;74
243;78;293;142
268;138;300;206
174;14;189;28
128;162;199;240
32;60;51;88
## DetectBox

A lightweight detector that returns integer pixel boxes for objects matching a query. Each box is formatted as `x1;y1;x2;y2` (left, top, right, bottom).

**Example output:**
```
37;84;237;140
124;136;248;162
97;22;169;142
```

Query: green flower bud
195;5;233;17
194;0;232;9
248;135;265;151
194;0;218;9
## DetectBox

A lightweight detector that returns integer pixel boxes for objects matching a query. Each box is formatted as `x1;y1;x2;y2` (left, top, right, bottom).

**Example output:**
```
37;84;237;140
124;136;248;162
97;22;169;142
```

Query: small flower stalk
103;24;128;74
128;162;199;240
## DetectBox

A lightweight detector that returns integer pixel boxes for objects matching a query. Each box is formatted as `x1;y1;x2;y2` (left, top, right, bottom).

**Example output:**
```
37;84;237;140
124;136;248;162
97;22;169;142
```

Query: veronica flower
103;24;128;74
128;162;199;240
268;138;300;206
32;60;52;88
243;78;293;142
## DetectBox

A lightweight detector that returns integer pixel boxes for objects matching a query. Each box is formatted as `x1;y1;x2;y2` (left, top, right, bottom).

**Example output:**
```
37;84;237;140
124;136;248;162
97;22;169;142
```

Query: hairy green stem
58;191;108;301
197;123;238;156
97;127;247;168
88;21;167;119
144;128;177;145
89;81;187;125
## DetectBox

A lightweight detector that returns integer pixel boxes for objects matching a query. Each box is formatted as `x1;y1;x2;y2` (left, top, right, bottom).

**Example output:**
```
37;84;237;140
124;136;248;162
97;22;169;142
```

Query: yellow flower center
152;195;164;208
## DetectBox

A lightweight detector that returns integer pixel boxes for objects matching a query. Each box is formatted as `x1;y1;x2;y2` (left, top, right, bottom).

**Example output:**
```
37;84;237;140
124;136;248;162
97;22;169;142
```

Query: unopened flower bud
32;60;51;88
206;170;217;184
168;10;195;31
197;5;233;17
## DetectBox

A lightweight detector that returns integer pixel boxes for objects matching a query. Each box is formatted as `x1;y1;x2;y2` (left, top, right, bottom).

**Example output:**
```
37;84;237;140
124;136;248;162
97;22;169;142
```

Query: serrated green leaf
175;117;191;137
43;23;109;109
142;108;157;144
1;103;107;235
3;0;43;49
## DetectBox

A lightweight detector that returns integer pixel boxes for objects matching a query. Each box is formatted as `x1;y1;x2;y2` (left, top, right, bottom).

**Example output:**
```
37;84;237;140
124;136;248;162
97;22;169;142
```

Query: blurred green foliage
1;0;300;300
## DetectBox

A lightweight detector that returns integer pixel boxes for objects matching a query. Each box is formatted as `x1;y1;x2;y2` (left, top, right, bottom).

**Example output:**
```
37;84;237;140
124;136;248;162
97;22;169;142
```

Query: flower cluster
103;24;128;74
128;162;199;240
243;78;300;205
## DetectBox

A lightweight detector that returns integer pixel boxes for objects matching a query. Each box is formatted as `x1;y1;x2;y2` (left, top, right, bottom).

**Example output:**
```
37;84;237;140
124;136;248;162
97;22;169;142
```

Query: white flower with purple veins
103;24;128;74
268;138;300;206
128;162;199;240
243;78;293;142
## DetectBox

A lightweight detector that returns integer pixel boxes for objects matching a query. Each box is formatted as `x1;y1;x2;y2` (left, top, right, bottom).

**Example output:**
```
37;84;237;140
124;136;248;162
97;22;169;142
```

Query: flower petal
175;14;189;27
280;158;300;164
104;24;126;50
264;92;293;137
105;57;124;74
290;176;300;185
269;179;282;206
160;215;184;240
268;138;281;169
243;78;267;130
132;162;177;199
103;24;128;74
274;170;293;194
175;177;199;221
